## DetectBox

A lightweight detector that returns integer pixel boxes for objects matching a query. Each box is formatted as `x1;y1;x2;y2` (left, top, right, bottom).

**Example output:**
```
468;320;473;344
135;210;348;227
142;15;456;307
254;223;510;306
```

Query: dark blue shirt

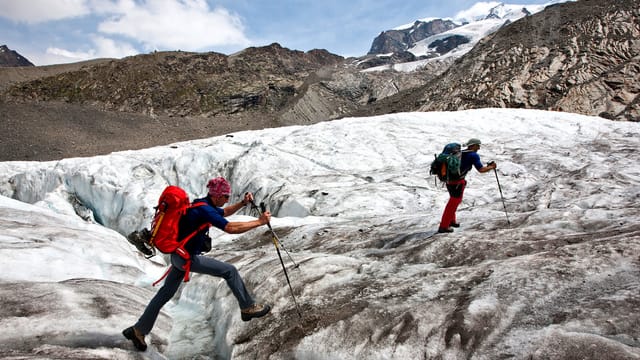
460;150;484;178
178;196;229;255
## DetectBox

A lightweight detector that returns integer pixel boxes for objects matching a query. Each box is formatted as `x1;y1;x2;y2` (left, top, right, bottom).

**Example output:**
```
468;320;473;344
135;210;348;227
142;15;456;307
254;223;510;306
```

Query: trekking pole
249;201;299;268
492;166;511;227
259;201;303;319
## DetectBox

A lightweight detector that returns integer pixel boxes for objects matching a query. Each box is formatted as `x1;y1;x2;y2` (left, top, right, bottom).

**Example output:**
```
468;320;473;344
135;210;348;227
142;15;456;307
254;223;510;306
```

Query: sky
0;0;556;66
1;108;639;358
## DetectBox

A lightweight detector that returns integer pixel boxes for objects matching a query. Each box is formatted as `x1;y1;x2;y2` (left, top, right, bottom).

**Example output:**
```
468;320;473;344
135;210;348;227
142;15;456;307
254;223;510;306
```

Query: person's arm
223;201;246;217
478;161;497;173
224;211;271;234
223;192;254;217
471;152;496;173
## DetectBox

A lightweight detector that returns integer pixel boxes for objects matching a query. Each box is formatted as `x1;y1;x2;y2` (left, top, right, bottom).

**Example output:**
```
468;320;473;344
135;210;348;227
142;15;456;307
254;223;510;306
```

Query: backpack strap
152;202;211;286
152;266;172;287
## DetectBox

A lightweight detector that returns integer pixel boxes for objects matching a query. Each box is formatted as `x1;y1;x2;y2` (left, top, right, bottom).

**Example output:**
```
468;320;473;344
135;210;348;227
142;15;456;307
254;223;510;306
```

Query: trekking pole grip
259;202;273;229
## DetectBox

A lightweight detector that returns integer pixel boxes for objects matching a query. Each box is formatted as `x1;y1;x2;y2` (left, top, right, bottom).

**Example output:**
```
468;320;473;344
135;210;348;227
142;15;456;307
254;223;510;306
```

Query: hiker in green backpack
438;138;497;233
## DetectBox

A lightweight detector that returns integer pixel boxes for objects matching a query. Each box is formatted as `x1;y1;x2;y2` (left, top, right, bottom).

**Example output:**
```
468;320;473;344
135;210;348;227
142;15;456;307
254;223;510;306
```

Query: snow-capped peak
365;1;573;72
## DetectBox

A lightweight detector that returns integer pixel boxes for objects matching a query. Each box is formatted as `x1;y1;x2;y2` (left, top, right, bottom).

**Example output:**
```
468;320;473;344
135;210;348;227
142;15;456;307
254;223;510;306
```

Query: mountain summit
363;2;553;69
0;45;34;67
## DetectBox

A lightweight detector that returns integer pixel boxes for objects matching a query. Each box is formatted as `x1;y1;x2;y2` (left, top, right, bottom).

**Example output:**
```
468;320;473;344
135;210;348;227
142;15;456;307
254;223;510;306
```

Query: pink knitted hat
207;177;231;197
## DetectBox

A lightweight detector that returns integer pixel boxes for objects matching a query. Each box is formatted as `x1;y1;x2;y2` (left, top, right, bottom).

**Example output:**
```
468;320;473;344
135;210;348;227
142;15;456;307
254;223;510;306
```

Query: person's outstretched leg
188;255;270;321
135;266;184;333
124;265;184;351
188;255;254;308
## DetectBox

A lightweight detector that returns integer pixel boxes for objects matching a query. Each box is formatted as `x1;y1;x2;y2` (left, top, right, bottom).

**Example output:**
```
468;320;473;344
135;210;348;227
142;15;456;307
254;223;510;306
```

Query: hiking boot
123;326;147;351
241;303;271;321
450;222;461;228
438;227;454;233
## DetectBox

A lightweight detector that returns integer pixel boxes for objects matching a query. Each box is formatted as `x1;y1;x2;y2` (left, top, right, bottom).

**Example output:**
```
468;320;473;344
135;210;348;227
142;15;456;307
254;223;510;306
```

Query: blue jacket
178;196;229;255
460;150;484;178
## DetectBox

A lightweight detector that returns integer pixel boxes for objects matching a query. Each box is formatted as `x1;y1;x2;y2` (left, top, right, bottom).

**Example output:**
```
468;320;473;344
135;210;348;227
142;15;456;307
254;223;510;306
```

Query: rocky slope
0;44;436;160
362;0;640;121
4;44;344;118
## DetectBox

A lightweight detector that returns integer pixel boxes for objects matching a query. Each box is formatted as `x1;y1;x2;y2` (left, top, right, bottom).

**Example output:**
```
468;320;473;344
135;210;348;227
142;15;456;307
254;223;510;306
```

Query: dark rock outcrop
368;19;459;55
355;51;422;69
428;35;471;55
0;45;34;67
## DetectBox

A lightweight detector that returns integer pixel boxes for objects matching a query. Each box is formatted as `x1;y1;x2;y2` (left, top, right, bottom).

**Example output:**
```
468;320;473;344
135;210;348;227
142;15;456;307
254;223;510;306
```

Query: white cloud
453;1;502;22
2;0;250;65
96;0;250;51
46;47;96;62
91;35;139;58
45;35;138;64
0;0;90;23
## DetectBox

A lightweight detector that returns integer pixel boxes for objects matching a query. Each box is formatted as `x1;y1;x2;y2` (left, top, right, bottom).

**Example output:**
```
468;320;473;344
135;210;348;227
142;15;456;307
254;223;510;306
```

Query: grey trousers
135;253;255;335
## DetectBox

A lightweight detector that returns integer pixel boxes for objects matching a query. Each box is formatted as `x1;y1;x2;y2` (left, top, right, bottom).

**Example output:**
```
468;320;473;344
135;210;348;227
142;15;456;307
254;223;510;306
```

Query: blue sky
0;0;554;66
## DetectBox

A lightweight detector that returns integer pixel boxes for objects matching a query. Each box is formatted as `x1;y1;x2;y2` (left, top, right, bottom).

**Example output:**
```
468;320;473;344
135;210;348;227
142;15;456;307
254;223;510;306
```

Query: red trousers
439;179;466;229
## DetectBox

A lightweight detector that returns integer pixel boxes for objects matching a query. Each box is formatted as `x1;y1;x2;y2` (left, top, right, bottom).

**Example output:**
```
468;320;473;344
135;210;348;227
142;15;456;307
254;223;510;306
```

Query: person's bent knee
222;263;239;279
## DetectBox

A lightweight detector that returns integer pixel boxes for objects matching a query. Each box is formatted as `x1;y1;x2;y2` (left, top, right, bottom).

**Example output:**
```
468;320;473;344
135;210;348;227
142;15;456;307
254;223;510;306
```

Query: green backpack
430;143;462;182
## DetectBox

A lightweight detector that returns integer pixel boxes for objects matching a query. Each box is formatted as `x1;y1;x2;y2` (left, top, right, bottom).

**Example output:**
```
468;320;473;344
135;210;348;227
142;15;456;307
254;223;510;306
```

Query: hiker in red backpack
123;177;272;351
438;138;497;233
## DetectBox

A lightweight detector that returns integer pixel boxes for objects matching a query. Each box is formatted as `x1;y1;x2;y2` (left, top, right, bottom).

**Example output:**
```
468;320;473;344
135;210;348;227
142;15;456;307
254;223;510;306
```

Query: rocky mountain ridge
359;0;640;121
4;44;344;118
1;42;435;126
0;42;438;160
1;0;638;162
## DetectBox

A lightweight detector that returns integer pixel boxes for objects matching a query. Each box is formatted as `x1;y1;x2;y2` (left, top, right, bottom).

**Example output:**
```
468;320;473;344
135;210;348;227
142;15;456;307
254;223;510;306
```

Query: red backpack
148;186;210;285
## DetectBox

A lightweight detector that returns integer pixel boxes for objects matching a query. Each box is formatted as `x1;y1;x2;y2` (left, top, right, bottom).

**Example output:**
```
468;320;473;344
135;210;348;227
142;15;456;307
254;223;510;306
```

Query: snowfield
1;108;639;359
